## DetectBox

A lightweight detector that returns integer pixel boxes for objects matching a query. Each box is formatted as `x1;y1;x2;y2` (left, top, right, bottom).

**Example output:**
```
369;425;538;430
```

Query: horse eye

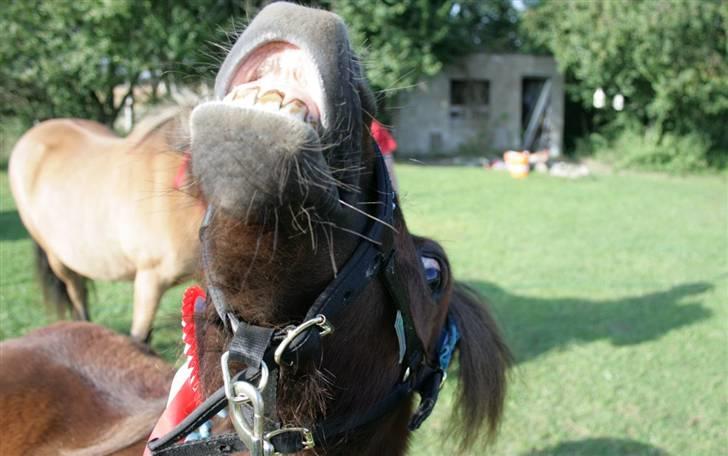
421;256;442;293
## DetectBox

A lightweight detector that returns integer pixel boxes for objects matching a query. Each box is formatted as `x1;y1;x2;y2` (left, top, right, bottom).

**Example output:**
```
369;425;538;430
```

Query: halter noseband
148;146;459;456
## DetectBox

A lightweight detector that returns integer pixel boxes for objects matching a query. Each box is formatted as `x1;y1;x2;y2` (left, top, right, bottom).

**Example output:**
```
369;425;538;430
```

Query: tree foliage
0;0;521;127
522;0;728;153
330;0;521;101
0;0;245;126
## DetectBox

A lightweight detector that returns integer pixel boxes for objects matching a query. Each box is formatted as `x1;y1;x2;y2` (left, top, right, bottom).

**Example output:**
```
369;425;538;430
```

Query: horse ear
448;282;512;449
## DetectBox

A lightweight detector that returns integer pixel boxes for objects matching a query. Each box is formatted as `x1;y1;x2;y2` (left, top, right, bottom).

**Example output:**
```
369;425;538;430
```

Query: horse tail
448;282;512;450
34;241;88;319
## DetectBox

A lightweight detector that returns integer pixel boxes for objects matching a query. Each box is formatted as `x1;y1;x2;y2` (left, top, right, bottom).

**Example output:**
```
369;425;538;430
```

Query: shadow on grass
470;281;713;364
0;210;28;241
523;437;670;455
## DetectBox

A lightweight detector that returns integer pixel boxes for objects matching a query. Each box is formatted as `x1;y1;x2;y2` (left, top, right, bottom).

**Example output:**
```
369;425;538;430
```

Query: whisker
268;208;279;264
320;223;338;277
338;199;398;233
240;218;265;290
317;220;383;246
300;205;317;251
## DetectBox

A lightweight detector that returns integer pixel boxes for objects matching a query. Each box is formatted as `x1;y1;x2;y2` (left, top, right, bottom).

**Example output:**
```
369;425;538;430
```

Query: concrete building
392;53;564;157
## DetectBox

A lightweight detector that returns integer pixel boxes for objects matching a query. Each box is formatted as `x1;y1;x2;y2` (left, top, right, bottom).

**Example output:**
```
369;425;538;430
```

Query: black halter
149;147;453;455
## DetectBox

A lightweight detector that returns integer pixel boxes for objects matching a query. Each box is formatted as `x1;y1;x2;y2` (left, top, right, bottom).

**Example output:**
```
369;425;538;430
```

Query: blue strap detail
437;314;460;371
394;311;406;364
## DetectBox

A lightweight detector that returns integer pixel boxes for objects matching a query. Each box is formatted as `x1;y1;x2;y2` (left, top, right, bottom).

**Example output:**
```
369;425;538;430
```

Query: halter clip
221;352;275;455
273;315;333;366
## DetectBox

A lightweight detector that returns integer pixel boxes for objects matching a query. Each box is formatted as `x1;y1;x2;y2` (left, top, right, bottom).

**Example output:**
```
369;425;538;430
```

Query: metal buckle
265;427;316;453
220;352;274;455
273;315;333;366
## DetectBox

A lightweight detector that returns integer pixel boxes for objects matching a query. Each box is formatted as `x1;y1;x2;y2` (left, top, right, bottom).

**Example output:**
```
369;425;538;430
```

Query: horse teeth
223;86;259;105
281;99;308;122
223;87;316;125
257;90;284;110
235;87;258;105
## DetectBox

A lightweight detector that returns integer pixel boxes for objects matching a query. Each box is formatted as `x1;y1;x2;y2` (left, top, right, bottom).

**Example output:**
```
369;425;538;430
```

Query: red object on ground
144;286;206;456
371;120;397;156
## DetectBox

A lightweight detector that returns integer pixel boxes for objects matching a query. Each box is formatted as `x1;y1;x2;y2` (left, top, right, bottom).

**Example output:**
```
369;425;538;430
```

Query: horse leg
45;253;89;320
131;269;167;343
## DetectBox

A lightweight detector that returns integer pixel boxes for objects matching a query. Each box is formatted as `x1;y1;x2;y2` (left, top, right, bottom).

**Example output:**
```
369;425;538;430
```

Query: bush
523;0;728;158
579;127;714;173
0;117;27;168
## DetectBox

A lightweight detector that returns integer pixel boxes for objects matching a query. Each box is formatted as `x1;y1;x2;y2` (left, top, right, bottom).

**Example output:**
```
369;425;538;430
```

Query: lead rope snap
220;352;275;455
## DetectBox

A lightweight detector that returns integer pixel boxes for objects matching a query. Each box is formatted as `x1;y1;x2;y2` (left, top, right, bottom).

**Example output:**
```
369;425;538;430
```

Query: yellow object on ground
504;150;530;179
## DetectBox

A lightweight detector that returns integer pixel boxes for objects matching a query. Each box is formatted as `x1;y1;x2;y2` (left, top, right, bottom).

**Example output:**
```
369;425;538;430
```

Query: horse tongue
189;101;340;220
144;287;206;456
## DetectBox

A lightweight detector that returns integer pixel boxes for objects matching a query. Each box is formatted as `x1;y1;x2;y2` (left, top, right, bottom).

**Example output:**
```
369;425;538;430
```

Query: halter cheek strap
148;147;459;456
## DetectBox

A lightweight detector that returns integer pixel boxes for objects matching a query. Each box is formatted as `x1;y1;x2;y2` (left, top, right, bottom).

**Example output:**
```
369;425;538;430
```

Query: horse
8;109;203;342
0;321;173;455
0;3;511;455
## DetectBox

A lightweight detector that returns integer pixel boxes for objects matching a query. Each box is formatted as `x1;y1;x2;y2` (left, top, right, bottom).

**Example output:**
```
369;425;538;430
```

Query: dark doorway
522;77;548;135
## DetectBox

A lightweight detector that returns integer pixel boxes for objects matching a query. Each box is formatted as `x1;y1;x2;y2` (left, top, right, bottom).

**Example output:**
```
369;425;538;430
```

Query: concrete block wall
391;53;564;157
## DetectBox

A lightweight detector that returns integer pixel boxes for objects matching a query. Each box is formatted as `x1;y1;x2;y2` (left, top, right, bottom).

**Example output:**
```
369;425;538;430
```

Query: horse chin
189;101;340;221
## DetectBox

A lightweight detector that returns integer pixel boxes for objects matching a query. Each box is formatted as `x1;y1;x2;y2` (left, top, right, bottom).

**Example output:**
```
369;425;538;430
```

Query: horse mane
126;105;193;151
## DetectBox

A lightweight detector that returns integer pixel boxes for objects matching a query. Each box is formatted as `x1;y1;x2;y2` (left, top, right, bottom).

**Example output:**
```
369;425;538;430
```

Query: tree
0;0;245;126
522;0;728;153
331;0;521;106
0;0;523;128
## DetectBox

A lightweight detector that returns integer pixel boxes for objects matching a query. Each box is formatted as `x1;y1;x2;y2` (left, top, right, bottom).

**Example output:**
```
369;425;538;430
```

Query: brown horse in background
0;3;510;455
9;110;203;342
0;322;173;455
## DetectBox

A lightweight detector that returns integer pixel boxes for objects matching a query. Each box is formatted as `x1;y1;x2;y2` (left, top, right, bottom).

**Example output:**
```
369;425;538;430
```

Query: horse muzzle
190;101;339;221
189;2;370;223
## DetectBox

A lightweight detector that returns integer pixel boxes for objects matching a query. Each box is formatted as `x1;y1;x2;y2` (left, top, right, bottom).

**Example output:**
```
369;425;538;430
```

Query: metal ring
221;352;270;402
273;315;333;366
265;427;315;451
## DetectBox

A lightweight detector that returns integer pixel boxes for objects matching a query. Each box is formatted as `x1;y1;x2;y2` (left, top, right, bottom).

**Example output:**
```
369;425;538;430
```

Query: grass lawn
1;164;726;455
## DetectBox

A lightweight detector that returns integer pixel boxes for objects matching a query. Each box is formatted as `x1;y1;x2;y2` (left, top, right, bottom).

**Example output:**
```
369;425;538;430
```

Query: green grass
1;165;726;455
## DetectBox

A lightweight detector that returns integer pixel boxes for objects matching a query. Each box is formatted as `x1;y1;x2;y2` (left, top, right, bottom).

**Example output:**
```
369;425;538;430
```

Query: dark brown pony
171;2;511;453
0;3;509;455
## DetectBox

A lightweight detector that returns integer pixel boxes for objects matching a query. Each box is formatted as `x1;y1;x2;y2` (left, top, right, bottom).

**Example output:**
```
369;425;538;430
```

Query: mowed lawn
1;164;726;455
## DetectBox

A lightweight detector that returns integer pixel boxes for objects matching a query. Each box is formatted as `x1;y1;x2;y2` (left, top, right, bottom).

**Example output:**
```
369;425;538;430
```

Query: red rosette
181;285;205;405
173;154;191;191
144;285;207;455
